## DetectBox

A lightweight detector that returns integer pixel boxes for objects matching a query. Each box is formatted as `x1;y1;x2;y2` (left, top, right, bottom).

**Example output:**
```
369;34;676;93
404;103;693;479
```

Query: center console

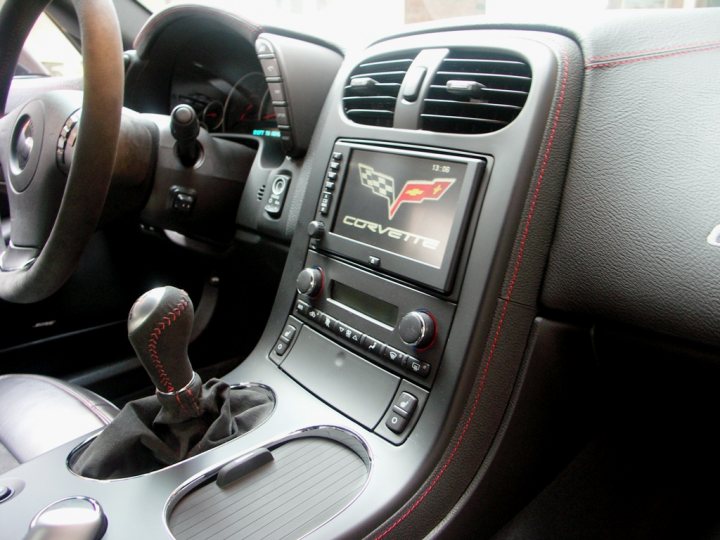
272;140;488;443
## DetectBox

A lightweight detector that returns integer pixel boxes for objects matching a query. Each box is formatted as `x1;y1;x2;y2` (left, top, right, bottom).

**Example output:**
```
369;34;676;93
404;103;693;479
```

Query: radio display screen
331;149;467;268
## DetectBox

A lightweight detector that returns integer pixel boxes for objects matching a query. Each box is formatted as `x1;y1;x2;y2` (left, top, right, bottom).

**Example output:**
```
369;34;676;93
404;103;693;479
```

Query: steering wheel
0;0;123;303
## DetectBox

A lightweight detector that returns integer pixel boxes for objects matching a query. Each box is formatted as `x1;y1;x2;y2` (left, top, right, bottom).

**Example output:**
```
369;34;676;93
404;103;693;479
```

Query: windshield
137;0;720;47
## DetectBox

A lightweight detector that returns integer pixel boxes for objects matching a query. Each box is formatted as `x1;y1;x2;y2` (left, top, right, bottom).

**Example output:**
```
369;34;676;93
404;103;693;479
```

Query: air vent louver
343;53;416;127
422;50;531;134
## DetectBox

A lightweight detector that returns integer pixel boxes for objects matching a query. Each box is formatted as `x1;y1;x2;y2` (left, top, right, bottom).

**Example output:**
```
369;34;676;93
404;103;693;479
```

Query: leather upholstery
0;374;118;471
542;8;720;346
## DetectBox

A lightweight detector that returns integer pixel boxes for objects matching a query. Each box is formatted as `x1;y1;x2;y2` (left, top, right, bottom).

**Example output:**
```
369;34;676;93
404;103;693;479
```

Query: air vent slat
436;71;531;81
423;99;522;111
343;51;417;127
346;109;395;118
357;59;414;70
421;114;508;126
422;49;531;134
345;83;401;92
429;85;528;95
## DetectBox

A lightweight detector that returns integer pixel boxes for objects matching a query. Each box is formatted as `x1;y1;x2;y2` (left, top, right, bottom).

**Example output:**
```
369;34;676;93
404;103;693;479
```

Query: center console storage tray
166;426;370;540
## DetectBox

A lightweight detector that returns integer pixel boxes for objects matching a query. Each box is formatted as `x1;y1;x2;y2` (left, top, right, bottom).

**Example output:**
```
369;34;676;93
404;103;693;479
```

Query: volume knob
296;267;323;297
398;311;435;349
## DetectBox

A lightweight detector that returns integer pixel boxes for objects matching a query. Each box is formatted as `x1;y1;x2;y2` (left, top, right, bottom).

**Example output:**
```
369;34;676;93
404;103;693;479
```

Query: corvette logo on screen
358;163;456;220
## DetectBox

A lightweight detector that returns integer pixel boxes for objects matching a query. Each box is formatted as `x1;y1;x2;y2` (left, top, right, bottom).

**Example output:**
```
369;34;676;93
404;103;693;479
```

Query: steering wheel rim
0;0;123;303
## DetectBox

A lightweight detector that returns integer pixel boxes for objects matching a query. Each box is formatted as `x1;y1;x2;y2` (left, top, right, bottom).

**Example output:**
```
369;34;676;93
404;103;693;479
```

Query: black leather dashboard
542;9;720;346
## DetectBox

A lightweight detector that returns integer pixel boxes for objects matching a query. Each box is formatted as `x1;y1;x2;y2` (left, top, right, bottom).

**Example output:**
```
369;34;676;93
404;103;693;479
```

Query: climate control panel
279;251;455;387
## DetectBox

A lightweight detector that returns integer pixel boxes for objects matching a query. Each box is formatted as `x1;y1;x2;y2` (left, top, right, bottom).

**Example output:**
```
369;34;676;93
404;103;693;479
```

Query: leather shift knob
128;286;194;394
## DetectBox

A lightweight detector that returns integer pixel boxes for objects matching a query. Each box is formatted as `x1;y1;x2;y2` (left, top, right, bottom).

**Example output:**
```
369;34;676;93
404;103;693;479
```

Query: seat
0;374;118;474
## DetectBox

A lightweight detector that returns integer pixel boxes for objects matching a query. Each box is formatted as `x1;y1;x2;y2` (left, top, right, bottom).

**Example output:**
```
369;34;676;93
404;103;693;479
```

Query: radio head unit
312;141;486;292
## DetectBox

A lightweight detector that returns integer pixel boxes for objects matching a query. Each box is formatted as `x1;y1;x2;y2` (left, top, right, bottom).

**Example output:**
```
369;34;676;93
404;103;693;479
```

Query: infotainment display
332;150;466;268
315;142;486;292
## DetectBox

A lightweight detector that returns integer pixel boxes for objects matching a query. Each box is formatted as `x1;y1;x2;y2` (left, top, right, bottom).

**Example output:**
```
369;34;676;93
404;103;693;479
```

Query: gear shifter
70;286;274;479
128;287;200;417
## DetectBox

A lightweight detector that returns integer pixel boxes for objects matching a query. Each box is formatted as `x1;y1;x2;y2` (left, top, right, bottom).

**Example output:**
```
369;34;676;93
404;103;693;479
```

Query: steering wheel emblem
11;115;34;173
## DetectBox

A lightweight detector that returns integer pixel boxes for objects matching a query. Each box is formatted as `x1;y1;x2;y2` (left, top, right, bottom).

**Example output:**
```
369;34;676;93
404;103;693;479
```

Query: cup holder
165;426;371;540
67;383;275;480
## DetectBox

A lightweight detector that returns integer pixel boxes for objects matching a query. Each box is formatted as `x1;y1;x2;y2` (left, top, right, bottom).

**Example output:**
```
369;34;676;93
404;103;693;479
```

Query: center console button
361;335;385;356
319;191;332;215
392;391;418;418
280;324;297;343
386;412;408;434
319;313;337;333
306;307;322;323
406;357;431;377
274;339;289;356
295;300;310;316
382;346;406;367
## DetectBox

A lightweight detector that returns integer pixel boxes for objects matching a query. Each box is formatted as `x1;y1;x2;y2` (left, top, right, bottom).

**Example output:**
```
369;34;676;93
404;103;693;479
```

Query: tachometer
201;100;224;131
223;71;276;133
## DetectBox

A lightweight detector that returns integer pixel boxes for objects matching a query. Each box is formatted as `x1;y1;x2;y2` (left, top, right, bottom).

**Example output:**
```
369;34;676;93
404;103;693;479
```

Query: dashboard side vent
343;52;416;127
422;50;531;134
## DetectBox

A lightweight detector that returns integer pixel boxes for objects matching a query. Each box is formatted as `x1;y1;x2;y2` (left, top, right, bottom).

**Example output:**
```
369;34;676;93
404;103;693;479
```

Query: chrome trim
66;382;276;482
155;371;199;397
162;425;373;539
27;496;105;540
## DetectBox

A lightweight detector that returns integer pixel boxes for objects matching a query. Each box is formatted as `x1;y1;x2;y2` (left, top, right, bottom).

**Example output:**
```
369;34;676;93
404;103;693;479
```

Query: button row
319;153;342;216
255;37;293;153
294;301;431;378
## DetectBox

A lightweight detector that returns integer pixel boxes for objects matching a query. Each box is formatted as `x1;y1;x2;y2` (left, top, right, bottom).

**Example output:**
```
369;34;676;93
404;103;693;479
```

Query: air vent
257;183;266;201
343;52;416;127
422;50;531;134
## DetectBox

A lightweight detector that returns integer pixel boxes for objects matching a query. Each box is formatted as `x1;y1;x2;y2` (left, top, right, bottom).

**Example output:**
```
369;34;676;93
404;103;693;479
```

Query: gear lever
70;285;275;479
129;287;193;388
128;286;203;418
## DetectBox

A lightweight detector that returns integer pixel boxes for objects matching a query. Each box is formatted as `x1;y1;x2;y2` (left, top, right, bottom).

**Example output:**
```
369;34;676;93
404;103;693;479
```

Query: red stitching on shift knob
128;286;195;394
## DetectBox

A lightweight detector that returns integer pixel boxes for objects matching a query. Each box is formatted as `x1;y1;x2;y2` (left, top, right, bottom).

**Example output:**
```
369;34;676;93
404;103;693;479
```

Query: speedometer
223;71;276;133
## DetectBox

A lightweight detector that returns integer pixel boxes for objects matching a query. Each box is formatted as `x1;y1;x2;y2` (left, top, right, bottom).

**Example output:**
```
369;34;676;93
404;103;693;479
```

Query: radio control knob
307;220;326;238
398;311;435;349
296;267;323;297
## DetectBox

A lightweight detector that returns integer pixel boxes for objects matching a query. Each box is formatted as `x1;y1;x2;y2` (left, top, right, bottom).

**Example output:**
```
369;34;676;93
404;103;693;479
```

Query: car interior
1;0;719;538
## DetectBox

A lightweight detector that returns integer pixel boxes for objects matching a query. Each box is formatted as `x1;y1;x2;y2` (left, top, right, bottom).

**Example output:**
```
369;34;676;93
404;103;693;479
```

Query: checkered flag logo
359;163;395;212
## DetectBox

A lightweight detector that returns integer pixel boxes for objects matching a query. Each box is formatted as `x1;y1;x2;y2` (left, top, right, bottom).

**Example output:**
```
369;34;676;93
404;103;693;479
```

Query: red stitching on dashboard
588;40;720;61
147;298;189;394
586;42;720;70
374;52;569;540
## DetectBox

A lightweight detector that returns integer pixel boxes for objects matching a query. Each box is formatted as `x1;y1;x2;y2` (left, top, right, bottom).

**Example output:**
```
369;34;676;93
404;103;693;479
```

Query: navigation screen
332;149;466;268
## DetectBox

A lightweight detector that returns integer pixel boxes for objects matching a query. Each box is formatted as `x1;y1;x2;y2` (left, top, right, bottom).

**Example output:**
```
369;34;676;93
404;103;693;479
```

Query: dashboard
168;38;278;136
1;3;720;540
